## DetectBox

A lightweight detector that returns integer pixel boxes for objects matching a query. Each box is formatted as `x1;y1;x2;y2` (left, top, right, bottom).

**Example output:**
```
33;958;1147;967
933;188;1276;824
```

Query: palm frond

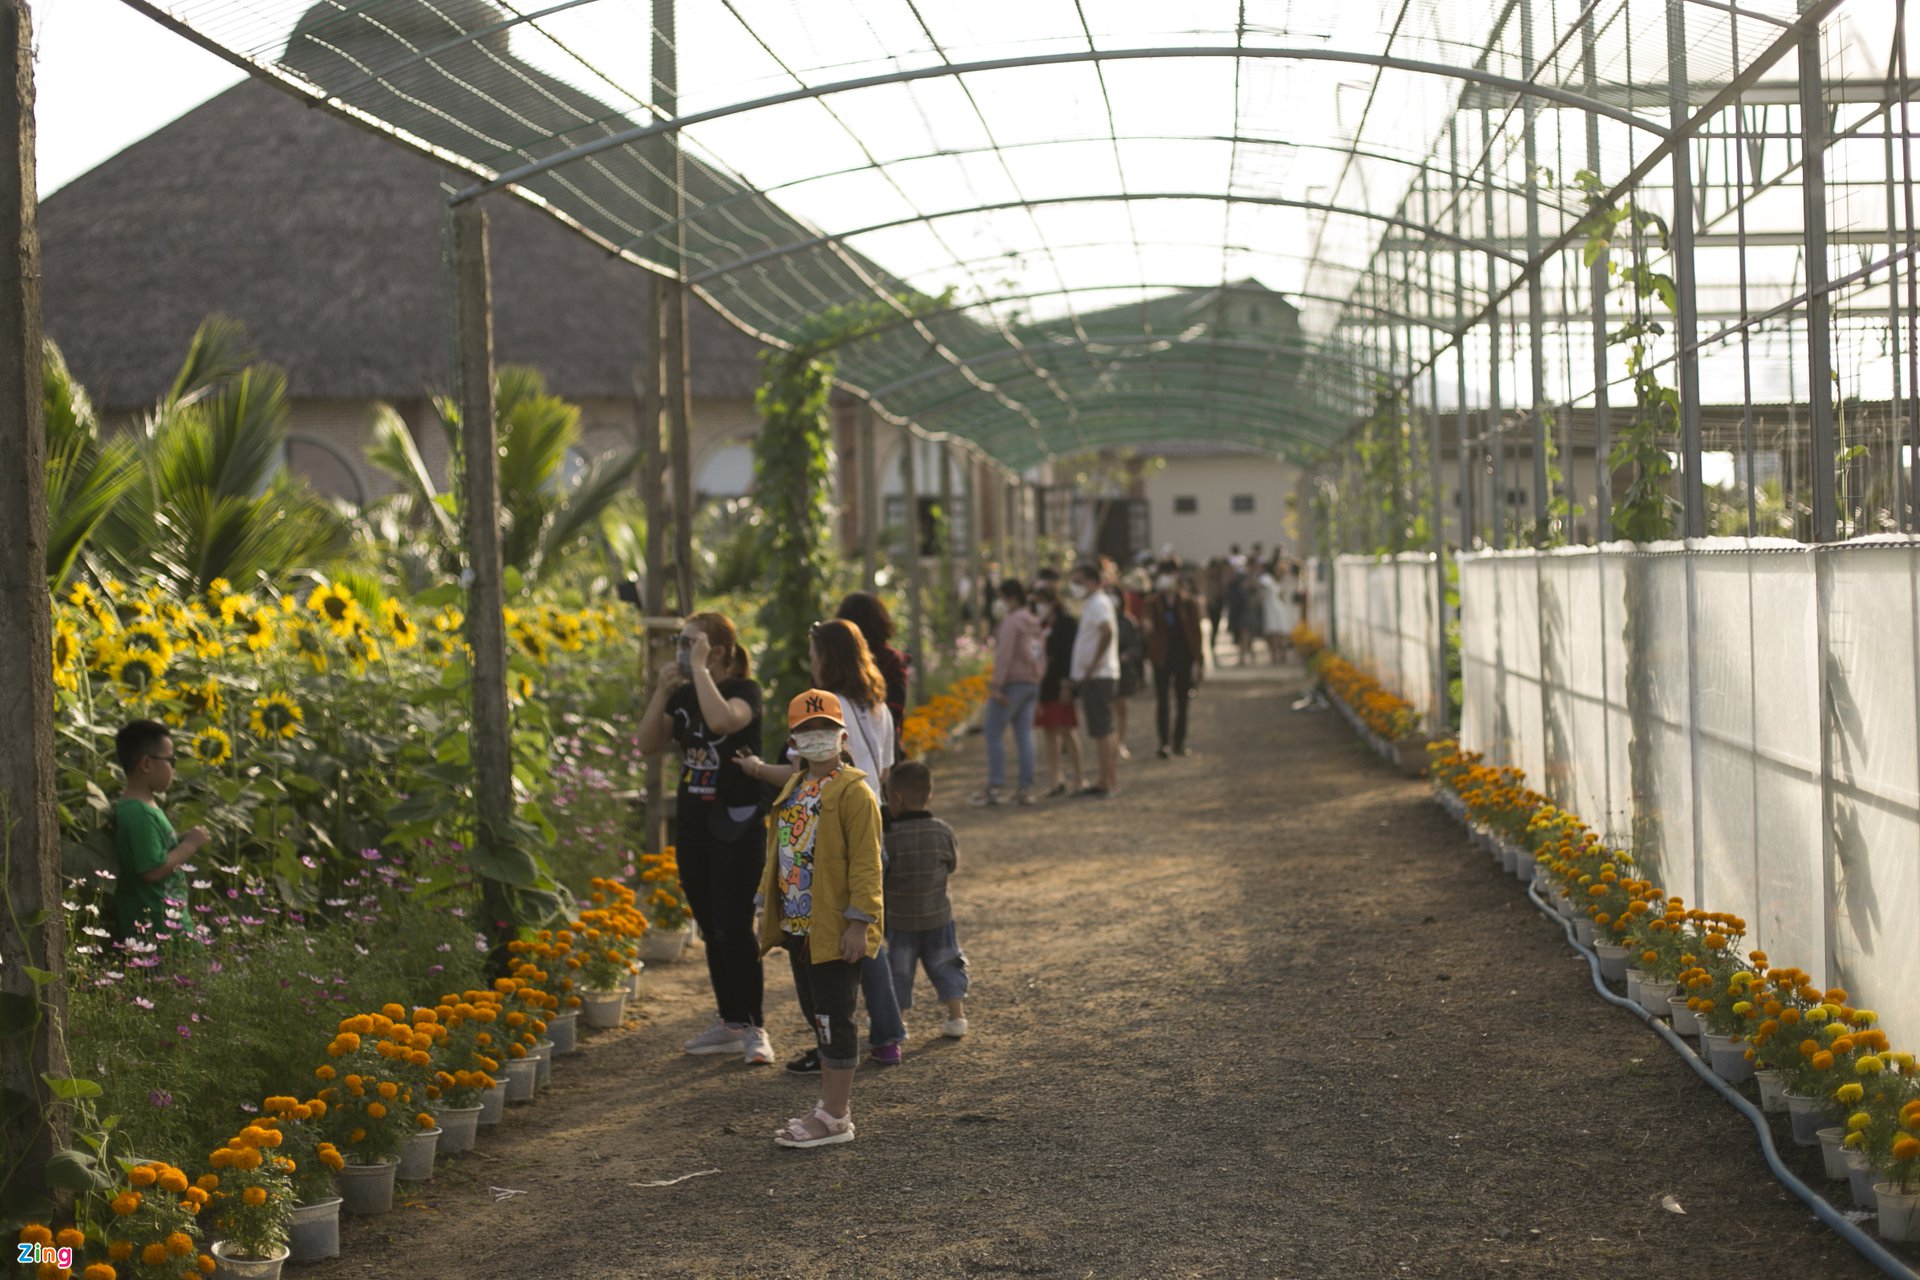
534;448;640;580
365;404;456;540
166;315;256;408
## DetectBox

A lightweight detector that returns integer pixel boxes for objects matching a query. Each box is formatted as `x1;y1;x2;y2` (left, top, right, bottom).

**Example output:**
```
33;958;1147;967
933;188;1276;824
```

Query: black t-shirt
1161;598;1193;667
668;677;764;811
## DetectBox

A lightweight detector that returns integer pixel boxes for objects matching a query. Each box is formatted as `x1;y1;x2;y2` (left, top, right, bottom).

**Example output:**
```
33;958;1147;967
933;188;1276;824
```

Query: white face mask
1068;581;1090;600
1155;575;1176;592
990;599;1007;621
1034;602;1053;619
792;729;844;762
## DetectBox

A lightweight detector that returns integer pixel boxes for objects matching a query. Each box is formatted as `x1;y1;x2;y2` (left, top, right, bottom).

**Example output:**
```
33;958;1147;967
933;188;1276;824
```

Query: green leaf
40;1075;102;1100
46;1147;111;1192
413;583;464;609
467;839;541;888
22;967;56;988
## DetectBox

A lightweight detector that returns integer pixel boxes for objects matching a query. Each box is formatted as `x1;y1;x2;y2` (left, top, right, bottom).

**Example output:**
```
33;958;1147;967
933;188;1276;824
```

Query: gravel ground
305;659;1912;1279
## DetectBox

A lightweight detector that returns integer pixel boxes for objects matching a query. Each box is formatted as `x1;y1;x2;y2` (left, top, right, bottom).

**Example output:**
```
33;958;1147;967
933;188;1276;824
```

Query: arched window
284;434;367;507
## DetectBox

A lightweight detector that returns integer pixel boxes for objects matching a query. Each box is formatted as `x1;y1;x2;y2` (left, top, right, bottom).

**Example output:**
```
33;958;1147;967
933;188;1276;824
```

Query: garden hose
1522;881;1920;1280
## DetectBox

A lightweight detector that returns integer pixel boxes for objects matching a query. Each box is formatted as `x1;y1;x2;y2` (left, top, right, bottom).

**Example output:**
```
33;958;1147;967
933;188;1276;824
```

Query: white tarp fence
1329;552;1446;730
1459;539;1920;1048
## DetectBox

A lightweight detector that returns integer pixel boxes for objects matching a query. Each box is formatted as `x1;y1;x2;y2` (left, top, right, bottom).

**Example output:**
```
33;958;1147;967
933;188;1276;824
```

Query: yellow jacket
757;767;886;964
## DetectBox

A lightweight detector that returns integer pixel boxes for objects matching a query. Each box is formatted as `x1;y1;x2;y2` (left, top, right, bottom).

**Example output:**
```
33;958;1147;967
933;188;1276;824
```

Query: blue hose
1522;881;1919;1280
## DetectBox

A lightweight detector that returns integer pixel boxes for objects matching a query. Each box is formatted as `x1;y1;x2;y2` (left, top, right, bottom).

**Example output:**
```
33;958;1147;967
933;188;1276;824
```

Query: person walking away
756;691;884;1148
1202;556;1230;655
739;619;908;1069
835;592;911;758
972;579;1043;806
636;613;775;1065
883;761;969;1037
1112;570;1148;761
1030;583;1085;797
1141;562;1205;757
1259;559;1294;665
1228;559;1259;667
112;719;207;945
1067;561;1121;798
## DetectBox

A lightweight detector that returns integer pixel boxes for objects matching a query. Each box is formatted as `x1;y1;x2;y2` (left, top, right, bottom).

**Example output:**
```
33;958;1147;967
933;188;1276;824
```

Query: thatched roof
39;78;767;411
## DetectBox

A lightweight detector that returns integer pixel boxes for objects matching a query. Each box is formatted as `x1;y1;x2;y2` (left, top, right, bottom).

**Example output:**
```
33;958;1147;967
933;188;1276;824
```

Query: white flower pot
1874;1184;1920;1242
1636;979;1676;1017
1782;1091;1829;1147
548;1009;580;1055
531;1040;554;1088
1846;1149;1879;1209
1572;918;1597;947
286;1197;341;1263
579;987;629;1029
210;1240;290;1280
1624;969;1644;1006
476;1080;507;1125
336;1157;399;1216
1668;996;1701;1036
431;1103;483;1154
628;964;646;998
1594;943;1629;983
503;1056;539;1103
1817;1127;1849;1181
1703;1032;1753;1084
642;928;692;962
1753;1069;1788;1113
397;1126;441;1181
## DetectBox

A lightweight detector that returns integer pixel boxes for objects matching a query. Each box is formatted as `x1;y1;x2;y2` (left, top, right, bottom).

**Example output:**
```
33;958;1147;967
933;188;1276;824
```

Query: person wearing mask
1065;561;1120;798
971;579;1044;806
1141;561;1205;758
1030;583;1085;797
835;592;910;757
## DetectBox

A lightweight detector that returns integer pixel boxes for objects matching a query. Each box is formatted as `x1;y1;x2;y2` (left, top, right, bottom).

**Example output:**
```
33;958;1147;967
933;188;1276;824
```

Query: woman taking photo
636;612;775;1067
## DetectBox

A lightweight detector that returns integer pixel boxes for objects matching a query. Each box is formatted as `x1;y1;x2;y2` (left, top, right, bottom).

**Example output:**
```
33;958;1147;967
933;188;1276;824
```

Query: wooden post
937;441;956;661
900;425;924;671
639;274;670;856
654;0;696;611
0;0;67;1214
450;202;517;951
860;407;879;589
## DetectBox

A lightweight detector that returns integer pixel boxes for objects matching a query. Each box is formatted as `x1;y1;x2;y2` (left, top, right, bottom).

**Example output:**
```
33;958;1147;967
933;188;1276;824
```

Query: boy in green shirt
112;719;208;941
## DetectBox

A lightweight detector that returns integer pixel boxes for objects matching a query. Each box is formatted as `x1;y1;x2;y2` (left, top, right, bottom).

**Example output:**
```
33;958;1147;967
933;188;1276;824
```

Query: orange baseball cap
787;689;846;727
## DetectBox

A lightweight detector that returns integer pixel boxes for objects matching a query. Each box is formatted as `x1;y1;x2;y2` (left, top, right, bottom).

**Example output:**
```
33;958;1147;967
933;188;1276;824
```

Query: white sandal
774;1103;855;1149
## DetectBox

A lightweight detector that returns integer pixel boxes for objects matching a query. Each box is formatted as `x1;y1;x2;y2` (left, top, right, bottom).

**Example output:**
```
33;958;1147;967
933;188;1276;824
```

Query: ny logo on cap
805;695;825;714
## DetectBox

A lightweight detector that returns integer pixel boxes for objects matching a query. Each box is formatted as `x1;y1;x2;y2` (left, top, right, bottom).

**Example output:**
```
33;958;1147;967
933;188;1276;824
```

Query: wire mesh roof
118;0;1865;471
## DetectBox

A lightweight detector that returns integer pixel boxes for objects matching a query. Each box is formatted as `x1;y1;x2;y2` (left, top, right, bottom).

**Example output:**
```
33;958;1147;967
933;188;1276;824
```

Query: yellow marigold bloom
1837;1083;1865;1104
1813;1051;1835;1071
55;1228;84;1250
110;1192;141;1216
1896;1137;1920;1161
366;1102;386;1120
18;1225;53;1247
157;1168;188;1193
242;1187;267;1207
142;1243;169;1267
1856;1055;1886;1075
83;1264;117;1280
166;1231;194;1256
129;1165;157;1187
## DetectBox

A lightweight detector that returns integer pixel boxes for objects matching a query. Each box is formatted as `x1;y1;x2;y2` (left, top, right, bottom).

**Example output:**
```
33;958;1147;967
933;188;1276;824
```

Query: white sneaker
741;1026;775;1065
941;1017;968;1039
682;1019;747;1055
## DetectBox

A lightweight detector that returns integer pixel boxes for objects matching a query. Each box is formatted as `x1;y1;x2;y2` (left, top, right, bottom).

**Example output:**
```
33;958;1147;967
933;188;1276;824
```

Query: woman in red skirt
1030;582;1085;797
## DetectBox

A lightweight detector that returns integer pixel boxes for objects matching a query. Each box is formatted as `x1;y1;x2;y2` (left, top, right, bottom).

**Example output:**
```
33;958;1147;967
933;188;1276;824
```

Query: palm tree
46;317;349;594
366;365;639;584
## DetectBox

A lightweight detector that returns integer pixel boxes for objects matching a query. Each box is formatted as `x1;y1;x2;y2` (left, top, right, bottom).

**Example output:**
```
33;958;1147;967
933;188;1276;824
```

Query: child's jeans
886;921;970;1008
784;932;861;1070
860;947;907;1047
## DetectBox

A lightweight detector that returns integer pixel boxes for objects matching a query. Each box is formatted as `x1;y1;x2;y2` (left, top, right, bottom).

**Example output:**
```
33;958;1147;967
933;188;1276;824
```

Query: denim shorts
885;920;970;1008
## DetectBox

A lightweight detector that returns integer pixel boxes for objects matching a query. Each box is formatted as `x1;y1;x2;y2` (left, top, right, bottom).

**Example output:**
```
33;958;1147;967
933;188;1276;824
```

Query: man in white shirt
1066;561;1121;797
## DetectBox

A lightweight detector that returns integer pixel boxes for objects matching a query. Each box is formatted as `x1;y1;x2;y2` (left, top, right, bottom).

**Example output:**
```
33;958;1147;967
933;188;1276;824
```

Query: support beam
1524;0;1550;544
860;406;879;589
1798;14;1838;541
1669;0;1708;538
638;274;670;855
451;202;517;951
1585;9;1614;541
0;0;67;1216
654;0;696;612
938;441;957;663
901;427;925;673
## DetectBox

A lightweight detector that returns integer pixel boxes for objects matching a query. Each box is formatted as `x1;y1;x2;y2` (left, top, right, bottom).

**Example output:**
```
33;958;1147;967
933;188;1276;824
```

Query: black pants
1153;660;1195;751
785;933;862;1069
674;818;766;1026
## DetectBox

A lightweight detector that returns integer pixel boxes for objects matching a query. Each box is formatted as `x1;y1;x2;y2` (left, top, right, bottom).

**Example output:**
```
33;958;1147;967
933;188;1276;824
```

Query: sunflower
51;622;81;692
119;620;175;664
237;606;277;653
288;621;329;674
382;599;419;649
307;583;363;637
250;692;304;741
194;727;233;766
511;672;534;702
346;625;382;673
512;624;548;665
432;607;464;633
112;649;166;697
179;678;225;720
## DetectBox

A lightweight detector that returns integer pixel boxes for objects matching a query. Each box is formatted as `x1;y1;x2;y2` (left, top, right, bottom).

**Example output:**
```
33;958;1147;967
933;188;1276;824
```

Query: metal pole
1482;107;1506;550
0;0;68;1212
1668;0;1707;538
860;407;879;589
451;202;518;951
653;0;695;611
1798;11;1837;542
1523;0;1550;543
1451;119;1474;552
1584;10;1613;541
901;426;925;669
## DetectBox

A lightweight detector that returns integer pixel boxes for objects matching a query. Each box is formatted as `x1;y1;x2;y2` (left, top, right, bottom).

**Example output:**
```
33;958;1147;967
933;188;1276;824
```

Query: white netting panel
1460;542;1920;1047
1331;553;1443;730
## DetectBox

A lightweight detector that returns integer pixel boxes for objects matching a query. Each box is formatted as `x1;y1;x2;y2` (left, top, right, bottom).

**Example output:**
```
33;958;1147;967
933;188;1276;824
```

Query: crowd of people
970;544;1308;806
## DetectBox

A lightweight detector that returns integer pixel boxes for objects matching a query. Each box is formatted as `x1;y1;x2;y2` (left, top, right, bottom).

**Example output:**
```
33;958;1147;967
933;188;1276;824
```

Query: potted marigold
316;1011;430;1212
635;859;690;963
1676;915;1756;1082
513;929;586;1052
99;1159;213;1280
206;1130;295;1279
257;1095;344;1262
422;998;496;1151
481;976;549;1099
1870;1088;1920;1240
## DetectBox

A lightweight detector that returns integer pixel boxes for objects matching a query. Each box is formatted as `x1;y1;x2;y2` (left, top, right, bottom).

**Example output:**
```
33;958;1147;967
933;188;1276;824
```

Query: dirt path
311;660;1902;1279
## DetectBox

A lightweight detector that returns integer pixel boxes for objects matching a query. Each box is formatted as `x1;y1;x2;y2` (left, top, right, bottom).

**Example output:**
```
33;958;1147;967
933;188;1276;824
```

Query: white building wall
1142;453;1301;561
